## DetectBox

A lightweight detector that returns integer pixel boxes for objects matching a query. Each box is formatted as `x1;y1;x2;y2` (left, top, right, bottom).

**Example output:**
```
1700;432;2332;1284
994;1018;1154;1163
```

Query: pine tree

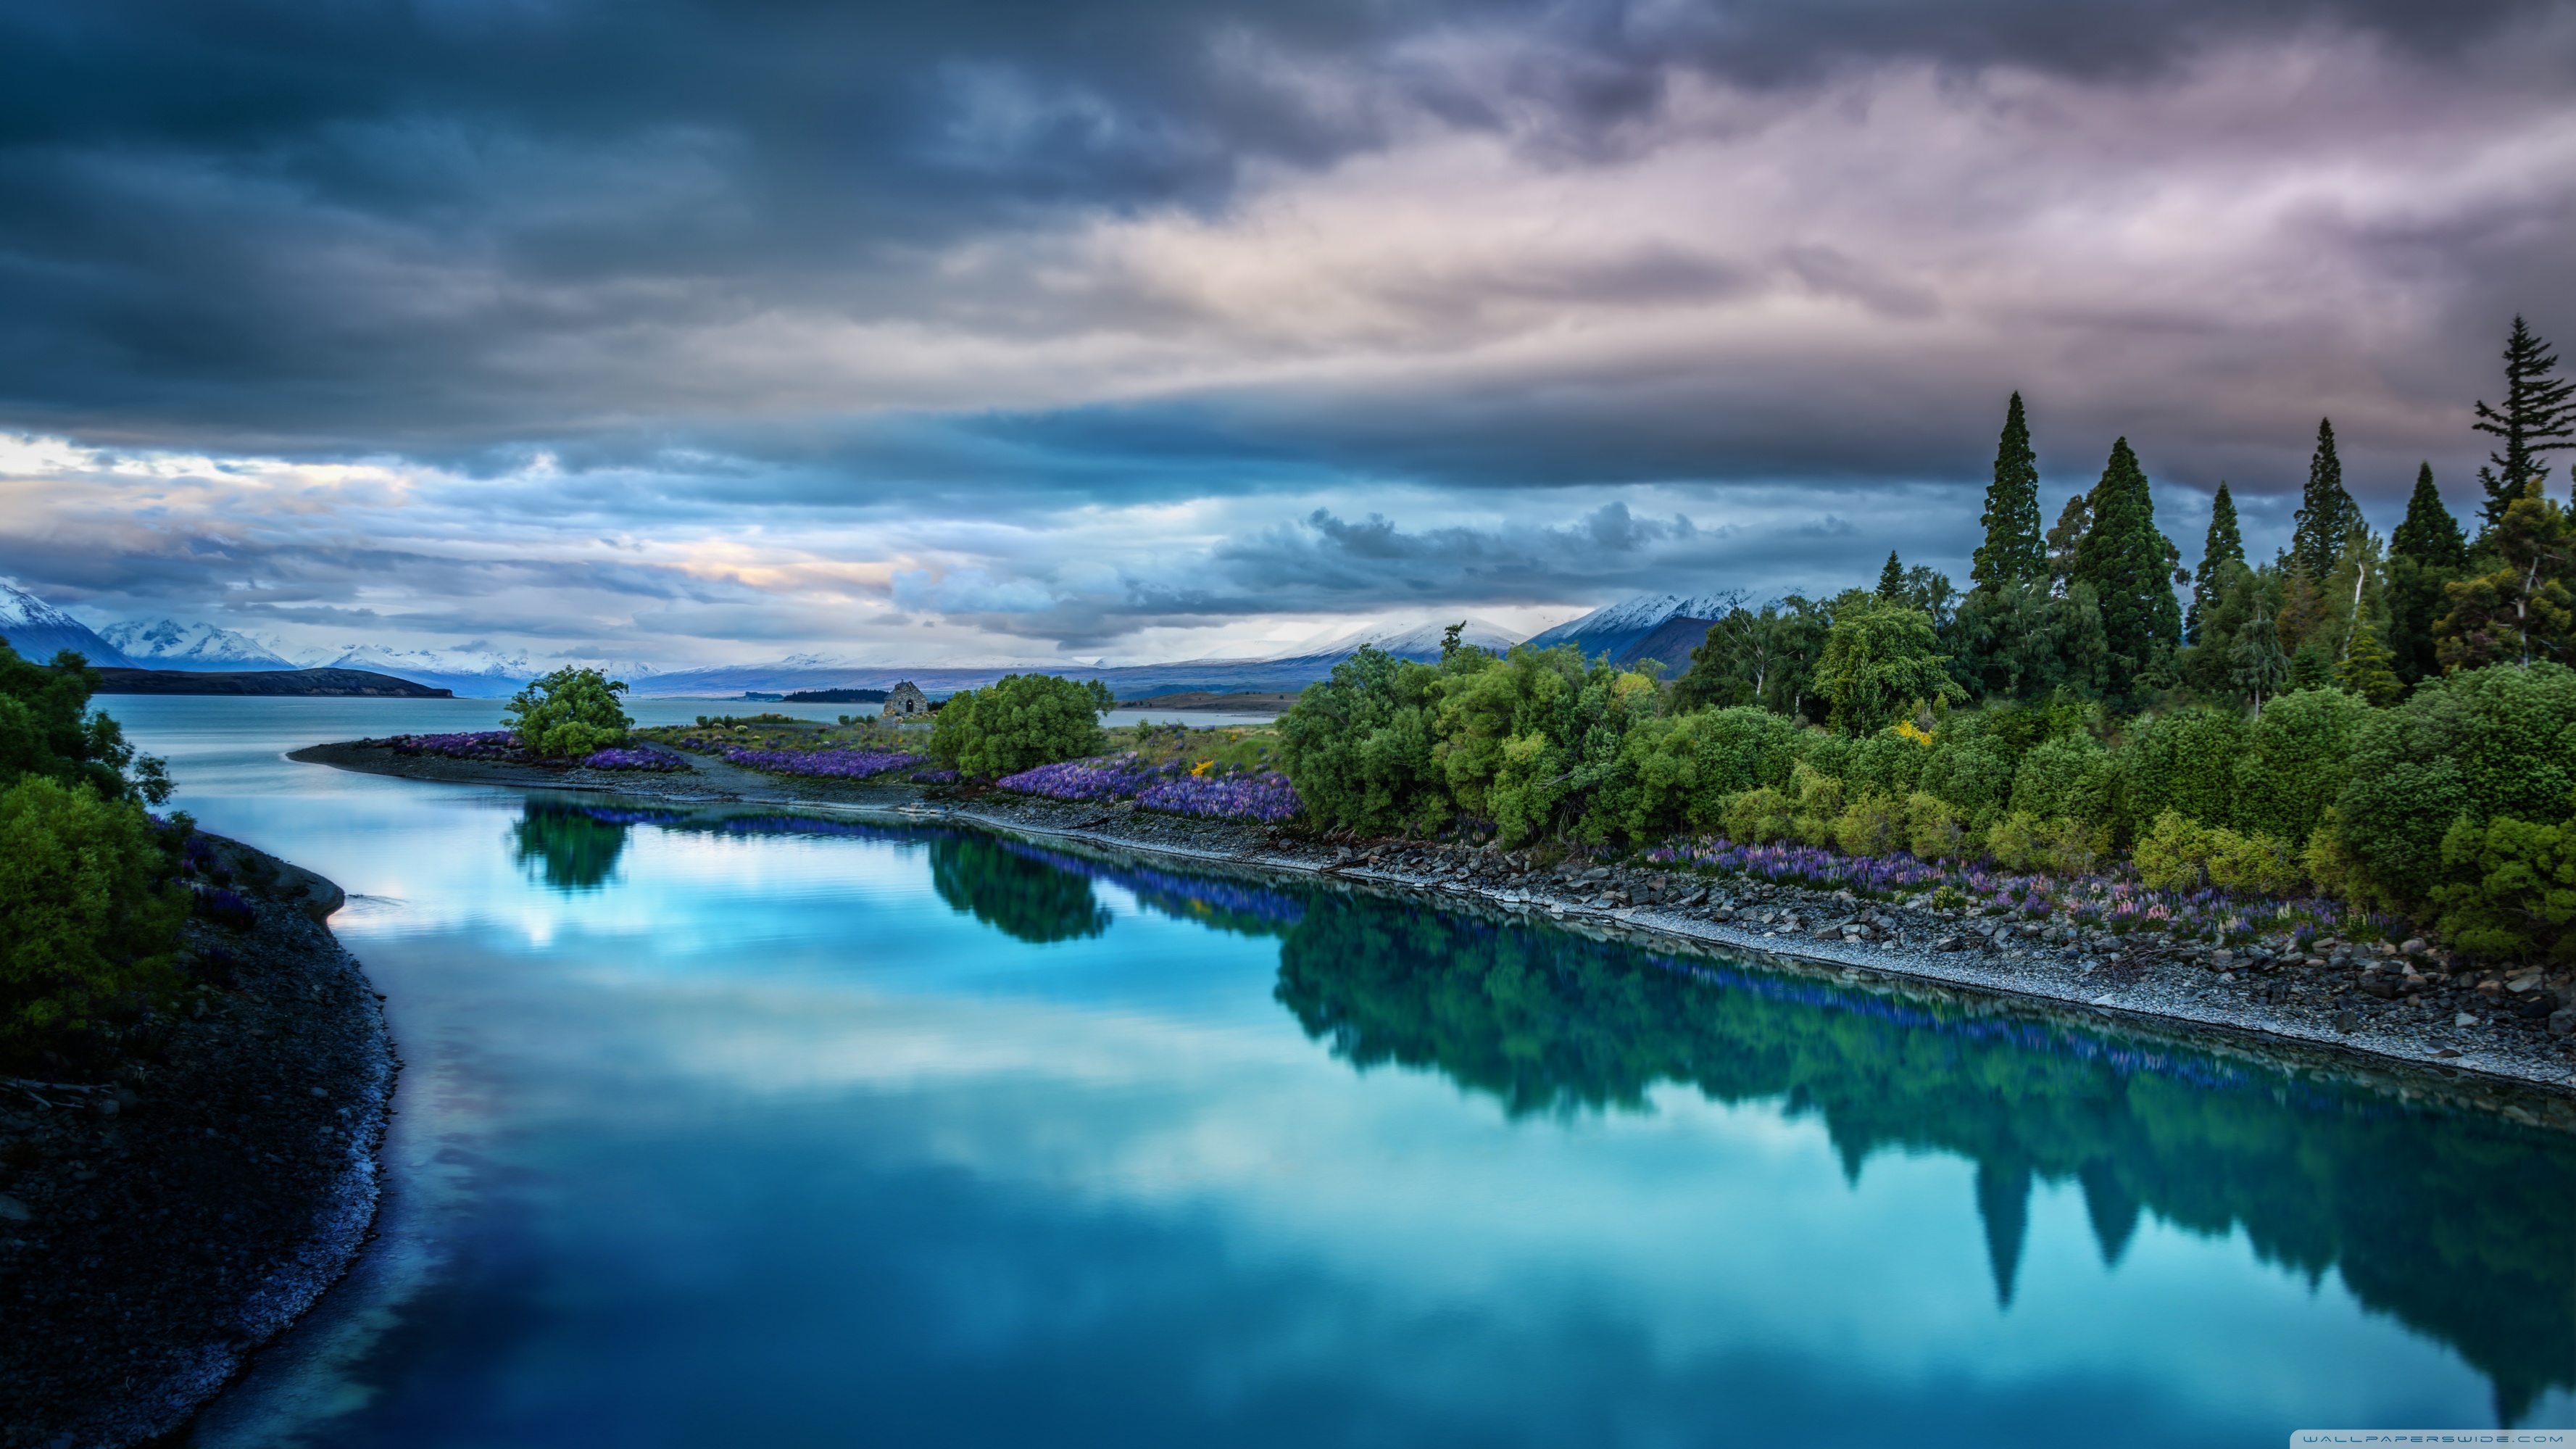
2335;619;2401;705
2472;315;2576;528
2185;482;2243;645
1877;550;1905;601
2290;418;2362;580
2044;493;2090;595
2073;437;2183;702
2437;478;2575;669
2390;462;2467;569
1972;393;2044;588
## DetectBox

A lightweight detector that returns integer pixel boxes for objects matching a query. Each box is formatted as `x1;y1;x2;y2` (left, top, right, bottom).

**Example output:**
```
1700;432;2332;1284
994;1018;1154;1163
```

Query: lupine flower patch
717;748;927;780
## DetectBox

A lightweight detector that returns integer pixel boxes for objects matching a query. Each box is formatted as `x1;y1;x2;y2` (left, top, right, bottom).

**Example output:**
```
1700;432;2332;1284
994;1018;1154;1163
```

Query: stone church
881;681;931;719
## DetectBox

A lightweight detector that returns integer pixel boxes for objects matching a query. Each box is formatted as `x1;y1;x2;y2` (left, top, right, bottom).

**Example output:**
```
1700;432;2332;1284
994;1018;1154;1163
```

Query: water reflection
503;799;2575;1426
1272;897;2576;1424
510;802;633;892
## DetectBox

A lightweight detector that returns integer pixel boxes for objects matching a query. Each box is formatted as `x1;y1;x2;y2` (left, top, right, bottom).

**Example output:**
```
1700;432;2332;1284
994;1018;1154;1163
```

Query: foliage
2074;436;2184;704
930;673;1115;779
503;667;633;757
2428;803;2576;964
2291;418;2363;581
0;638;171;805
2472;315;2575;528
928;834;1110;945
1276;646;1455;836
1972;391;2045;589
2185;481;2243;646
2435;481;2574;670
1815;598;1963;735
512;803;631;892
0;776;188;1049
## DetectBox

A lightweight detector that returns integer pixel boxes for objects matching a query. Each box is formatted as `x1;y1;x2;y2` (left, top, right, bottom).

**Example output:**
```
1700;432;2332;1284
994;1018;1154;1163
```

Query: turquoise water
90;697;2576;1448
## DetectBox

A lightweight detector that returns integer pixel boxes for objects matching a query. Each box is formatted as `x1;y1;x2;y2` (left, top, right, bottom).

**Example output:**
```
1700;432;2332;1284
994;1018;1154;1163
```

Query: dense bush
930;673;1116;779
0;640;189;1055
504;667;633;757
0;776;188;1049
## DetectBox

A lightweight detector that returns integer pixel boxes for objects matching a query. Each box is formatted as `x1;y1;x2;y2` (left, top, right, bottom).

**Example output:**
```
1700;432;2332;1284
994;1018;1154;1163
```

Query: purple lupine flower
578;747;689;772
1135;770;1305;823
718;748;927;780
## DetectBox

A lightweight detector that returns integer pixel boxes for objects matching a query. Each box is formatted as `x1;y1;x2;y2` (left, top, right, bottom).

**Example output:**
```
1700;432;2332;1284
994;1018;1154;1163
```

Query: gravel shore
294;739;2576;1119
0;837;394;1449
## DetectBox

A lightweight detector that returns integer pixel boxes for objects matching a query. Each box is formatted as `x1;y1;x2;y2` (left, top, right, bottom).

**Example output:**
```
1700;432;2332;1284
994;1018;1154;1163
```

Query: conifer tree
2335;619;2401;705
2437;478;2575;668
2044;493;2090;594
1972;393;2044;588
2073;437;2183;702
1877;550;1905;601
2390;462;2467;569
2290;418;2362;579
2185;482;2243;645
2385;462;2469;686
2473;316;2575;527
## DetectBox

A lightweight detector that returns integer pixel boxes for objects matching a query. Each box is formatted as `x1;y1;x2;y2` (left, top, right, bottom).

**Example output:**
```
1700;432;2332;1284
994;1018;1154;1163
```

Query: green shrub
2007;734;2111;831
1816;599;1964;735
0;777;187;1050
1833;792;1906;856
1904;792;1968;860
2428;805;2576;964
2132;812;2211;889
2234;688;2369;844
931;673;1117;781
504;667;633;757
1985;811;2042;871
2114;707;2247;840
0;640;170;804
1722;786;1798;844
2333;663;2576;918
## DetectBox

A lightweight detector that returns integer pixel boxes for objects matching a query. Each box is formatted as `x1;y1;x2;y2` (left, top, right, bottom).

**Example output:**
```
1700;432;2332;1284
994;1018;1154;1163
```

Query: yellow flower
1892;718;1935;747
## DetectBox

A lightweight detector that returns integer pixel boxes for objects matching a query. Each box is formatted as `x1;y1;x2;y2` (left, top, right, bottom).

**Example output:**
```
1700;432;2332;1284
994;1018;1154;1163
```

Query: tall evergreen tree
2437;478;2575;669
2472;315;2575;527
2290;418;2362;579
2385;462;2470;687
2390;462;2467;568
2044;493;2090;594
1972;393;2045;588
2073;437;2183;702
1877;550;1905;601
2185;481;2243;645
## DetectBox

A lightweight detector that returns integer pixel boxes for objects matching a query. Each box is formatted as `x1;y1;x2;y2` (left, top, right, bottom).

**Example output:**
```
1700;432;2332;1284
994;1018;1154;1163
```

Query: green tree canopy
0;639;170;805
1816;598;1964;735
2292;418;2363;581
2393;463;2468;570
1877;550;1905;601
930;673;1115;780
504;667;633;757
2436;481;2575;670
2185;481;2244;646
1972;392;2045;588
2073;437;2183;703
2473;315;2575;527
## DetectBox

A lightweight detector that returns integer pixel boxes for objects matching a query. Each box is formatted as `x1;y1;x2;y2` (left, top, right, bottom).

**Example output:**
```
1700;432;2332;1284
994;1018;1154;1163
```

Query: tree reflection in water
1273;895;2576;1426
510;802;641;892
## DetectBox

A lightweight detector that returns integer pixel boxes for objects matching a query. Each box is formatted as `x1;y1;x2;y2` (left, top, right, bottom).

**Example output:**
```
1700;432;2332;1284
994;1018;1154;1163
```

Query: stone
2401;938;2429;955
2334;1010;2358;1033
2551;1008;2575;1039
2506;971;2543;993
0;1194;28;1223
2456;1012;2482;1029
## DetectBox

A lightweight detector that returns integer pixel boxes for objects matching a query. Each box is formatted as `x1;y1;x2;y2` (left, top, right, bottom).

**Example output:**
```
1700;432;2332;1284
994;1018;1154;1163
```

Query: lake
90;697;2576;1448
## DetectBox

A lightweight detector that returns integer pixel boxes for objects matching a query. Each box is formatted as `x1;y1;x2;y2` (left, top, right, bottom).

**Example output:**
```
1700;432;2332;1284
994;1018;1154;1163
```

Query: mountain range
99;618;296;670
1;579;1741;698
1;578;133;665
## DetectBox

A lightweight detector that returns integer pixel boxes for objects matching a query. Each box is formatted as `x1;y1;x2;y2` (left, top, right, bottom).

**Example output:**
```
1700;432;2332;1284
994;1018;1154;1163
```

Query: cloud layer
0;0;2569;660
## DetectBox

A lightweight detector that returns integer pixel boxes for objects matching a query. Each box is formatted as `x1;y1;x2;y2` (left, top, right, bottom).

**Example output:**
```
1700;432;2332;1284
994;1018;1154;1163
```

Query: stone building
881;681;931;719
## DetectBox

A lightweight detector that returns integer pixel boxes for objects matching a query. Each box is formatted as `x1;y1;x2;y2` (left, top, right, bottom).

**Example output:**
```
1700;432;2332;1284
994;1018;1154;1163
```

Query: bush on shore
503;667;633;757
930;673;1116;779
0;639;188;1058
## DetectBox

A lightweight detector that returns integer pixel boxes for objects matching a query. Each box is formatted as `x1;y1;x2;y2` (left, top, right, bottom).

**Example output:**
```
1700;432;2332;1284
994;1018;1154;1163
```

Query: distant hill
0;578;133;665
99;618;296;670
1613;616;1719;676
94;668;453;698
1523;591;1744;663
781;687;889;703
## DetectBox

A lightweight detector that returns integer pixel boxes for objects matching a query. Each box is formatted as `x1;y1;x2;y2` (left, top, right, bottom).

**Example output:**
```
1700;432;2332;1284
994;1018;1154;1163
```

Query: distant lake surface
93;697;2576;1448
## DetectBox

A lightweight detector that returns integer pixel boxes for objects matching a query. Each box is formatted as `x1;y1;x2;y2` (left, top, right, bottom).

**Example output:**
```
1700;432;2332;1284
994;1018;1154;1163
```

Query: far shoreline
287;738;2576;1121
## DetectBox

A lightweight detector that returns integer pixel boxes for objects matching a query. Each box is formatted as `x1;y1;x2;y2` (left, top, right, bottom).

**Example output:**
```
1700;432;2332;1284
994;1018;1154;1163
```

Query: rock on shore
0;836;394;1449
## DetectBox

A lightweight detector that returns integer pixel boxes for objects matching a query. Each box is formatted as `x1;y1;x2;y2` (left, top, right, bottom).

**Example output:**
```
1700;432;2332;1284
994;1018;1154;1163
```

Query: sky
1;0;2571;668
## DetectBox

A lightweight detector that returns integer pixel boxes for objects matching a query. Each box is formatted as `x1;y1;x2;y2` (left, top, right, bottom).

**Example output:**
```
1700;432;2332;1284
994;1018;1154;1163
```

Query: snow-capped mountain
99;618;296;670
1263;617;1524;665
0;577;133;665
1522;591;1746;661
321;645;664;698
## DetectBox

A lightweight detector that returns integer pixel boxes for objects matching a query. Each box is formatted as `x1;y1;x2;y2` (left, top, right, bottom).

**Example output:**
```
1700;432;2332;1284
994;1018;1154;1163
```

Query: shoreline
291;739;2576;1121
0;836;395;1449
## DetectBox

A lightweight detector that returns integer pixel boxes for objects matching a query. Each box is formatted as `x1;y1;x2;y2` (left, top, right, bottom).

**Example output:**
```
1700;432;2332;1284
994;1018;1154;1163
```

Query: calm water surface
91;697;2576;1448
